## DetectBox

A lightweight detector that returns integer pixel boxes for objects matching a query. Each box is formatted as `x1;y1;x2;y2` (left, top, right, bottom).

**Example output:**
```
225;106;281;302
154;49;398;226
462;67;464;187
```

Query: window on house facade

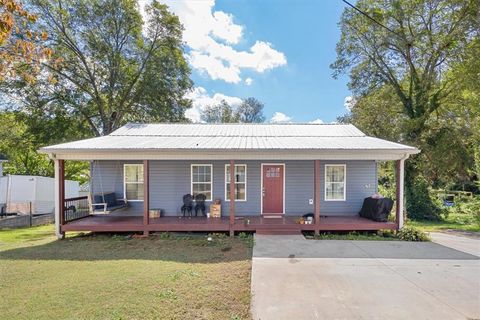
191;164;213;201
325;164;346;201
225;164;247;201
124;164;144;201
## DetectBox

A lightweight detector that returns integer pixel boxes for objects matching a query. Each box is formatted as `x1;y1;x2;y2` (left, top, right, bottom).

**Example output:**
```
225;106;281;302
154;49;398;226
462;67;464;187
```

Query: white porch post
54;159;64;239
396;158;406;229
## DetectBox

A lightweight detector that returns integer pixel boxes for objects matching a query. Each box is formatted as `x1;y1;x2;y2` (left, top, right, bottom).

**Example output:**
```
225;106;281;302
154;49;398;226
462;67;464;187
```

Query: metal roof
40;123;419;153
110;123;366;137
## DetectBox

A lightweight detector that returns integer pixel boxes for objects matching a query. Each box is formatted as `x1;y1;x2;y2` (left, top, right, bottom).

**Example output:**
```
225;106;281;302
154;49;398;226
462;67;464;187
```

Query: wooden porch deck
61;215;397;233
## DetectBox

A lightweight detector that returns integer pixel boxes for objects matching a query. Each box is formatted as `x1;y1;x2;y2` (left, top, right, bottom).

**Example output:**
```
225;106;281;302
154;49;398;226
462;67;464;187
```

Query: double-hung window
325;164;346;201
225;164;247;201
191;164;213;201
124;164;144;201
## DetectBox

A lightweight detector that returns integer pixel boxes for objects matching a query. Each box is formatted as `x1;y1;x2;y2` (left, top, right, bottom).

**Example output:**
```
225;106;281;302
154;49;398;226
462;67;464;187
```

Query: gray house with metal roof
40;123;419;238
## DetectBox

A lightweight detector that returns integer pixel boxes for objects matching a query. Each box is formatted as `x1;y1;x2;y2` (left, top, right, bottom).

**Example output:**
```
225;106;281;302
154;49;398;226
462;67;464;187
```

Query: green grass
407;212;480;232
0;225;252;320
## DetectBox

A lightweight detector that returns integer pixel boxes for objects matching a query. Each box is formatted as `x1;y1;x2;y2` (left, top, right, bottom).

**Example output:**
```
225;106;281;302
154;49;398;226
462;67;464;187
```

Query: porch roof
40;123;419;160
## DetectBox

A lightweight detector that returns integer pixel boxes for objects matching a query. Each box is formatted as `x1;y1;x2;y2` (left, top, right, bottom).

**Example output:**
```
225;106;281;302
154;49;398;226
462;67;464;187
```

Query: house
40;123;419;239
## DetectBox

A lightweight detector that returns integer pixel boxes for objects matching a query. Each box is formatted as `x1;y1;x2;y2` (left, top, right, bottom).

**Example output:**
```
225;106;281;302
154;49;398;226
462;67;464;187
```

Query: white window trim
324;164;346;202
224;164;247;202
123;164;144;202
191;164;213;201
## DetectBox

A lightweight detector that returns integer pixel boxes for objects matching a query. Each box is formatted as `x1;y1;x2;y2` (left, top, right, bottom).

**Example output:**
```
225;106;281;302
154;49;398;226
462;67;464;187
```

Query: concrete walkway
251;235;480;320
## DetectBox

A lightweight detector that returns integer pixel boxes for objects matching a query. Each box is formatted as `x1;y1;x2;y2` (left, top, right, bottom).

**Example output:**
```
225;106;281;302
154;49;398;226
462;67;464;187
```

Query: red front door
262;164;284;214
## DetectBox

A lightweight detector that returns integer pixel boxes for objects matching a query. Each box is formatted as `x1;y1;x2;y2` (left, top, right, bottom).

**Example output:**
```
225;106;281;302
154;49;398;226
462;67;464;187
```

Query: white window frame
191;164;213;201
123;164;144;202
324;164;346;201
225;164;247;202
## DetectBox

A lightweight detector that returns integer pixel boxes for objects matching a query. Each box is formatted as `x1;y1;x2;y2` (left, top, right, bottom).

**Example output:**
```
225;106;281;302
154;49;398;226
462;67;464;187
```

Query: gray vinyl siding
90;160;143;212
90;160;377;217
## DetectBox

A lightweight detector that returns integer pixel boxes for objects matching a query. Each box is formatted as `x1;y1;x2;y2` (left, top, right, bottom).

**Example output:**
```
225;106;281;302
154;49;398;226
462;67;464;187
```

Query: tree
0;0;51;82
332;0;478;219
236;97;265;123
0;111;89;183
201;100;239;123
3;0;192;136
333;0;477;139
200;97;266;123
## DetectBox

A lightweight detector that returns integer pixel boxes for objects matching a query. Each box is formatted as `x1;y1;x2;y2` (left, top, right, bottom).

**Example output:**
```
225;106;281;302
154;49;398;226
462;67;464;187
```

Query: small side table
149;208;163;219
209;204;221;218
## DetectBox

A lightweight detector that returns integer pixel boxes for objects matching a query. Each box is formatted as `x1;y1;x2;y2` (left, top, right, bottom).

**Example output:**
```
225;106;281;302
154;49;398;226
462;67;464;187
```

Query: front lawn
0;225;252;320
407;212;480;233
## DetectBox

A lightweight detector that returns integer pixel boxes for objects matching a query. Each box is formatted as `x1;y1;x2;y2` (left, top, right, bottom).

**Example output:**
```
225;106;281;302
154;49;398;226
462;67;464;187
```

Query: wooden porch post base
143;230;149;237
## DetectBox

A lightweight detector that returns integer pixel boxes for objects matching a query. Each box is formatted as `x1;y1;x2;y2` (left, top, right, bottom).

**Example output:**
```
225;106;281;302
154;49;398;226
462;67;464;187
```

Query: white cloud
245;78;253;86
156;0;286;83
184;87;242;123
309;118;325;124
270;112;292;123
344;96;356;111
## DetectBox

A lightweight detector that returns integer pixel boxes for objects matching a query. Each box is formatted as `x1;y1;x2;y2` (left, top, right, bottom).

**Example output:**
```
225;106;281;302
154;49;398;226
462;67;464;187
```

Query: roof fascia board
48;149;418;161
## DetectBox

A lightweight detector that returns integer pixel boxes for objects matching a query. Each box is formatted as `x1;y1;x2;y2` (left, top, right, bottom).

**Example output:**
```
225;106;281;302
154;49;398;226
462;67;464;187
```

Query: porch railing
64;196;90;222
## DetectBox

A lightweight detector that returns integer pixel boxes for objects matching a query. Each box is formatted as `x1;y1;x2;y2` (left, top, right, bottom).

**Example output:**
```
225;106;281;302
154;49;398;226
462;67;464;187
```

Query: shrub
448;196;480;215
406;177;444;220
238;232;250;239
397;226;430;241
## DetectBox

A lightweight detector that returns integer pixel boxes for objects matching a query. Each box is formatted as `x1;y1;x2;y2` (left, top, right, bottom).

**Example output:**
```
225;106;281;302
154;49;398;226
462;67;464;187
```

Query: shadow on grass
0;232;253;263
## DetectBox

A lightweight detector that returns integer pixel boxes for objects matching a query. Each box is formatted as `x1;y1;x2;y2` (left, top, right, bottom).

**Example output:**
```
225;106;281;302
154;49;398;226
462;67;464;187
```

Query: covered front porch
55;158;404;237
60;214;397;233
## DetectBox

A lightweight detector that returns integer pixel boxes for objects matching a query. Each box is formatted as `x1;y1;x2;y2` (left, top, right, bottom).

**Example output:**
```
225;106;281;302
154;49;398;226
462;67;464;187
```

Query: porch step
256;229;303;235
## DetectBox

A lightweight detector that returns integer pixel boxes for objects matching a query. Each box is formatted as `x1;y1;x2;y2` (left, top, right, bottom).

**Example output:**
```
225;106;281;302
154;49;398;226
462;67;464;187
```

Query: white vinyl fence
0;175;79;215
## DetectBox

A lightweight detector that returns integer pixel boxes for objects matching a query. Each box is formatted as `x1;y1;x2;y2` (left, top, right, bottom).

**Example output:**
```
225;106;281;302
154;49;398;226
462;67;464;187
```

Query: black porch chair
194;194;207;217
181;194;194;217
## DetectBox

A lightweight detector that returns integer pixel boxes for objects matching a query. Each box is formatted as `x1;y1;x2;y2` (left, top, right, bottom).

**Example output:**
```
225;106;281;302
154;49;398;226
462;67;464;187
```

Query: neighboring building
0;154;7;176
40;123;419;238
0;175;79;215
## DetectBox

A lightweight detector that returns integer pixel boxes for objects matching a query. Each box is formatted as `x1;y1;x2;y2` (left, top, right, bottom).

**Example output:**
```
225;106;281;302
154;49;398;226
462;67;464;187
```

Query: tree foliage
333;0;479;219
0;0;51;82
236;97;265;123
201;100;238;123
0;111;89;183
333;0;477;138
3;0;192;136
200;97;266;123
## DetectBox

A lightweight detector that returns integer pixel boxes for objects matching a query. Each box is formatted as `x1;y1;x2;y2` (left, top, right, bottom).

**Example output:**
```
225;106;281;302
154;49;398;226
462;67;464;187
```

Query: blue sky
155;0;351;123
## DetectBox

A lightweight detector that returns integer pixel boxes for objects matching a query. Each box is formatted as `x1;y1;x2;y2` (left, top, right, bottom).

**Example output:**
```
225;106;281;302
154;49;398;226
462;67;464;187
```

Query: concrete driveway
251;234;480;320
